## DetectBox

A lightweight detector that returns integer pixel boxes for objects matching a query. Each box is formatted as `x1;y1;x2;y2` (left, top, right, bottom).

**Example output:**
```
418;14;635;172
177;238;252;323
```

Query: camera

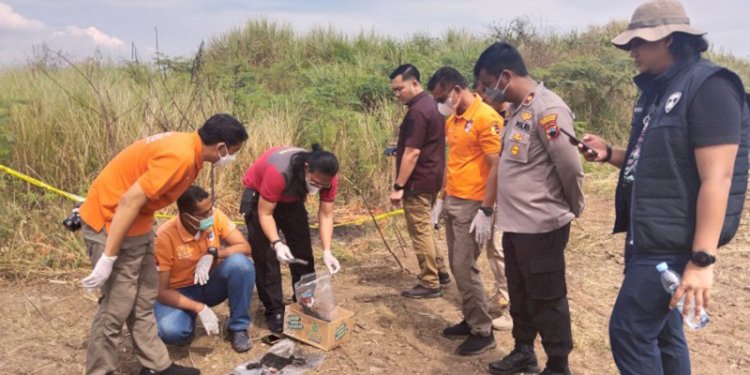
384;146;397;156
63;207;82;232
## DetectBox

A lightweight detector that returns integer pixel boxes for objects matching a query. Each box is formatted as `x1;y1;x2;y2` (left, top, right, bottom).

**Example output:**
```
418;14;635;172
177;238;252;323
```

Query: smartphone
559;128;598;157
261;333;284;346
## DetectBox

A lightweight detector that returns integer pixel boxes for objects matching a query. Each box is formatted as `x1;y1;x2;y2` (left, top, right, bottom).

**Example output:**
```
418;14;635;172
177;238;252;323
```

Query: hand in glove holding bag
197;304;220;335
323;249;341;274
193;254;213;285
469;210;492;246
81;254;118;290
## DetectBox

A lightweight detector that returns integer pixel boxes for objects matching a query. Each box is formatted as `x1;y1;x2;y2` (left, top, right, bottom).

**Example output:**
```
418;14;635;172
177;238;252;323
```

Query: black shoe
230;330;252;352
267;311;284;334
457;332;496;356
401;284;442;299
540;368;571;375
488;344;541;374
438;272;451;285
139;363;200;375
442;320;471;338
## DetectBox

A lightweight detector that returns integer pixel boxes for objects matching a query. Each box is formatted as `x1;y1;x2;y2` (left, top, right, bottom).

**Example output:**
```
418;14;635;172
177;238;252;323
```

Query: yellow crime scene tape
1;163;403;229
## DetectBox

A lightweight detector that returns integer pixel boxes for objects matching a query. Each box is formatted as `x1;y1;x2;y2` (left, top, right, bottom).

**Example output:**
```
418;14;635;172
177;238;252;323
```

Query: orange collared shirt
445;94;504;201
80;132;204;237
154;209;237;289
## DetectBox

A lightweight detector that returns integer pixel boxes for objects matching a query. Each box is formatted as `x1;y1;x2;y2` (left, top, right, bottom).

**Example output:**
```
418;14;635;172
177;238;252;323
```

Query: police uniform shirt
496;83;585;233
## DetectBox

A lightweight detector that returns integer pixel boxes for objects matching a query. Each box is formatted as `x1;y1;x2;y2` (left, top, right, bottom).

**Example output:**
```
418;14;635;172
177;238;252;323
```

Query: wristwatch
207;247;219;261
690;250;716;267
479;206;494;217
393;183;404;191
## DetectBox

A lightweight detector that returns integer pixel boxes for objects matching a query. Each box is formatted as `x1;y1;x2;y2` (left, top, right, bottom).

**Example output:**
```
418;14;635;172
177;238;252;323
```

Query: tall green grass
1;18;748;276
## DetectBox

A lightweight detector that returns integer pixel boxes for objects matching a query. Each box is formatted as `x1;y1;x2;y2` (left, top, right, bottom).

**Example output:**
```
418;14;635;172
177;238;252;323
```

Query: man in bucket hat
577;1;749;374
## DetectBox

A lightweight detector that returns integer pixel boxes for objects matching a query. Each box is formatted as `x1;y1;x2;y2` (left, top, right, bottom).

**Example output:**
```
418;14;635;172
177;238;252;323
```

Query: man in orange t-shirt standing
428;67;503;356
79;114;248;375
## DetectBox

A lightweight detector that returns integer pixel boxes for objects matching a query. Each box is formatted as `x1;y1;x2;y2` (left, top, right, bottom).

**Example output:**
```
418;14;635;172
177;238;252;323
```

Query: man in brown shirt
388;64;450;298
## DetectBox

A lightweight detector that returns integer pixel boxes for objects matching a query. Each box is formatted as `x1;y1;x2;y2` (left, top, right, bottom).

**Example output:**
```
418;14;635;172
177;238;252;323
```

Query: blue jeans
610;251;692;375
154;253;255;345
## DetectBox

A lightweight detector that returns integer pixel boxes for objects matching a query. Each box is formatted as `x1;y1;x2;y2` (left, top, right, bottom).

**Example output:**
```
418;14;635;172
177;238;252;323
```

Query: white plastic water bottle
656;262;709;330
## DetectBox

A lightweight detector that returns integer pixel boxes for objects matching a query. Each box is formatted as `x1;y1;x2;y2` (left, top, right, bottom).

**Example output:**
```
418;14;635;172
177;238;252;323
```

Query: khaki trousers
488;226;510;301
444;196;493;335
403;193;448;289
83;224;171;375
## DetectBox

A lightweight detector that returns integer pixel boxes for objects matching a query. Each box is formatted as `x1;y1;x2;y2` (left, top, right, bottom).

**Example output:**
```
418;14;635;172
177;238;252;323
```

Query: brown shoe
401;284;442;299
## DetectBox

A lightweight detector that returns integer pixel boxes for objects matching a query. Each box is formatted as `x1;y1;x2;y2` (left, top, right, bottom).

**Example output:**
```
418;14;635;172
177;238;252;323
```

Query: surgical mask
306;180;320;195
186;213;214;231
485;74;510;104
437;89;459;116
215;144;235;167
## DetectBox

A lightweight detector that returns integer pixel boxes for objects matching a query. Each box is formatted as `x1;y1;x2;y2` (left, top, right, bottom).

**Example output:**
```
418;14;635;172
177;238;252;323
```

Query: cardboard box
283;304;355;351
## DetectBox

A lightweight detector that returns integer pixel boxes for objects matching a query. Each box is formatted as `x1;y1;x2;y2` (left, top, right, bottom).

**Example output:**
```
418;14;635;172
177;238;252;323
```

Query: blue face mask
197;216;214;231
186;212;214;231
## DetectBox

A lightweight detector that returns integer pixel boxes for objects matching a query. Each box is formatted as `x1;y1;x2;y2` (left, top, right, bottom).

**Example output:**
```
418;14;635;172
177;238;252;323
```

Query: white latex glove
81;254;118;290
273;241;294;264
432;198;445;229
193;254;213;286
469;210;492;246
197;304;220;335
323;249;341;274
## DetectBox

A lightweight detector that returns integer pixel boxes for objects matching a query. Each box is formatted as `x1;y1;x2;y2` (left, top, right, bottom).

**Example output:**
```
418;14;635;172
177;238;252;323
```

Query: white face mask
214;144;235;167
306;181;320;195
437;89;458;117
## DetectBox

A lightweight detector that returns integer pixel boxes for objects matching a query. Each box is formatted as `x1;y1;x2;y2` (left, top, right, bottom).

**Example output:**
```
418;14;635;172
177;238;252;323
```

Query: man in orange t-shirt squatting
154;185;255;353
78;114;248;375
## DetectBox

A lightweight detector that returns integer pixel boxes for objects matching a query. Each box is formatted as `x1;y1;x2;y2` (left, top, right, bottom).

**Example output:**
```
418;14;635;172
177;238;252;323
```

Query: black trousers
244;198;315;316
503;223;573;362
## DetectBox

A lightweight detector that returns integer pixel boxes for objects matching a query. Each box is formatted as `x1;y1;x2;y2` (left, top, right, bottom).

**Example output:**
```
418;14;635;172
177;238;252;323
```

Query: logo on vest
664;92;682;114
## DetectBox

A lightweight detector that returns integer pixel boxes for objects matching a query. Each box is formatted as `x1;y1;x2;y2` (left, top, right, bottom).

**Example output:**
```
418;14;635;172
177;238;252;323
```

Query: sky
1;0;748;66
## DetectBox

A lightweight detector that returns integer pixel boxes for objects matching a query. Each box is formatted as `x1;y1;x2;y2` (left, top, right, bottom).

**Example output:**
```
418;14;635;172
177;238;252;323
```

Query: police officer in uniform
474;42;584;375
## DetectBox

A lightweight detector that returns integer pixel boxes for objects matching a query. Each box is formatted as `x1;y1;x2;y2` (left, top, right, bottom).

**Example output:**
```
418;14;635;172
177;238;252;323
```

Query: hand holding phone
559;128;598;157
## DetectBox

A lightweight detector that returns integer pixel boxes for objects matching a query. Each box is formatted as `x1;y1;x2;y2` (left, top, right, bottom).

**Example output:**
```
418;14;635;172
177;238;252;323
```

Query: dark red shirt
242;146;338;203
396;91;446;193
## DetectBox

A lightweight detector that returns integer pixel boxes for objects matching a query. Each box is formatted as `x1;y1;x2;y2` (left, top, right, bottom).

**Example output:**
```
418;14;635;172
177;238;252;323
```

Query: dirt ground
1;185;749;375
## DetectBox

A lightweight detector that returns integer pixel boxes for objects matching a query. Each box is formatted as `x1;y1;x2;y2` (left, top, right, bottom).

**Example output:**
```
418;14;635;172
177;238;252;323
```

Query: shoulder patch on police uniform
520;111;533;121
664;92;682;114
540;113;560;140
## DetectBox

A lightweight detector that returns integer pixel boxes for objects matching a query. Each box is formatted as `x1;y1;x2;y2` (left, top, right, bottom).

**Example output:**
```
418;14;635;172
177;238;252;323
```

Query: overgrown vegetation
1;18;748;277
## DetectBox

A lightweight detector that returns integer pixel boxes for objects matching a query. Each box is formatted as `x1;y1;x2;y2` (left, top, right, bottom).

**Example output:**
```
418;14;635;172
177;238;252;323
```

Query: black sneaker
457;332;496;356
438;272;451;285
401;284;442;299
540;368;571;375
488;344;541;374
442;320;471;338
230;330;252;353
139;363;200;375
267;312;284;334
